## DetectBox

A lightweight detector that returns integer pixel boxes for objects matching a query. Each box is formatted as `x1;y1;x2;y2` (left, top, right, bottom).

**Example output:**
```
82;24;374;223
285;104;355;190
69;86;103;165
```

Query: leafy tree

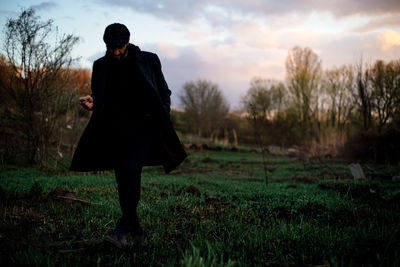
180;79;229;137
1;8;79;168
242;78;286;119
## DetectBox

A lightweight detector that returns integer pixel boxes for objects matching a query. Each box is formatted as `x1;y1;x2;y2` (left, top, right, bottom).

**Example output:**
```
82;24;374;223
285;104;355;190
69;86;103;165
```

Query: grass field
1;148;400;266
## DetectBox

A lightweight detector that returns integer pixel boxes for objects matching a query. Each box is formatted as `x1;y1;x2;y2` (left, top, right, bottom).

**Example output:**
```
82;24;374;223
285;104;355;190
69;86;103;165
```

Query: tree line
178;47;400;163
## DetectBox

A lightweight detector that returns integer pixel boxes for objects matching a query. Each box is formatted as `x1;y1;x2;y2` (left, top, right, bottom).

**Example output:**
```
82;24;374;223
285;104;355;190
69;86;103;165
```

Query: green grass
1;149;400;266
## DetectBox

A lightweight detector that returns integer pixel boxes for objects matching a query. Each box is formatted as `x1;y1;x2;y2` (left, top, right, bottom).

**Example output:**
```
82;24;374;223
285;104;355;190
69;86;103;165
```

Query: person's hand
79;95;93;110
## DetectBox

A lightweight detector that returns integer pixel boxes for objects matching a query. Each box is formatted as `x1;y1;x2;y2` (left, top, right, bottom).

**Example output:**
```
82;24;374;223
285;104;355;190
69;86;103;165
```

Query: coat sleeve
152;54;171;114
90;60;105;112
90;61;99;110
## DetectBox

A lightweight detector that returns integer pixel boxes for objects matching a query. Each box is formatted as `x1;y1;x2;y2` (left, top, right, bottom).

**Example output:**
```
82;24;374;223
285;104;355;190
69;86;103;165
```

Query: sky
1;0;399;109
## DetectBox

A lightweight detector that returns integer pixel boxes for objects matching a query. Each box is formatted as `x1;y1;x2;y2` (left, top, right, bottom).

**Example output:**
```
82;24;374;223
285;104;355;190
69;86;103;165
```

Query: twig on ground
58;247;89;253
56;196;98;205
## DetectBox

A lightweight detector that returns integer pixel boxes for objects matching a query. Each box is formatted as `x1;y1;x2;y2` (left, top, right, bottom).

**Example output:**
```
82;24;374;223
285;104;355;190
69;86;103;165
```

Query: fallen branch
58;247;89;253
56;196;98;205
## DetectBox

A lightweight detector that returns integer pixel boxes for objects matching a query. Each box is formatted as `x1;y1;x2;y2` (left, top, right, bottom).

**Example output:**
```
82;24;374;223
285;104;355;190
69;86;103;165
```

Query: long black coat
69;44;187;173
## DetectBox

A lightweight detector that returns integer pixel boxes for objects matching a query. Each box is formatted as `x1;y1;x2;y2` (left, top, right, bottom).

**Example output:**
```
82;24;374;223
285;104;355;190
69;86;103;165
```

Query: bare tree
393;60;400;128
369;59;400;132
353;59;374;131
63;68;92;156
1;8;79;168
180;79;229;138
324;66;355;133
285;46;322;135
68;68;91;95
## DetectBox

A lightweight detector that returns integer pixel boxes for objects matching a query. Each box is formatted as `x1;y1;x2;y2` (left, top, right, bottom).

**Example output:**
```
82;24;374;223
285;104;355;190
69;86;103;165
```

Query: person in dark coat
69;23;187;248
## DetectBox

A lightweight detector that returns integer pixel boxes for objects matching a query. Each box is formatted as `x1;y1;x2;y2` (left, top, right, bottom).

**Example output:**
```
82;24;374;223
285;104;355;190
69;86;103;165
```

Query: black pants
113;129;152;234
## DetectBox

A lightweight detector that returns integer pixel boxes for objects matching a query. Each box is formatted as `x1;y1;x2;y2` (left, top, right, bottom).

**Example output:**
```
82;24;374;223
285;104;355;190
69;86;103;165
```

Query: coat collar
104;43;140;59
100;44;158;93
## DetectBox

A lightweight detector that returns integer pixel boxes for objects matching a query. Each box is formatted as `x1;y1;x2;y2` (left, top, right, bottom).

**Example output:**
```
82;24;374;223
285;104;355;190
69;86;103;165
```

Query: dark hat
103;23;130;48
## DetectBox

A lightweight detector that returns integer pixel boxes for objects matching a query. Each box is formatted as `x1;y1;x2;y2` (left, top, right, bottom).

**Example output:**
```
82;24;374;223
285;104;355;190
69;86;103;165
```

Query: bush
341;129;400;165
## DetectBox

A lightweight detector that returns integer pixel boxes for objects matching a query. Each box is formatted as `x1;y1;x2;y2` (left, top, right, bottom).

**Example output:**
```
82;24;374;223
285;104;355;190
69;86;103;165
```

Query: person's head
103;23;130;59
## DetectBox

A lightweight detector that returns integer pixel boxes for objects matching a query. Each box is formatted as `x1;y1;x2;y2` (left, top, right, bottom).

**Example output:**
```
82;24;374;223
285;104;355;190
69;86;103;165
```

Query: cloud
29;2;58;12
0;10;18;17
100;0;204;22
100;0;400;25
87;28;398;109
355;15;400;32
315;31;400;70
157;42;179;58
140;40;288;109
230;22;279;49
87;51;105;64
142;44;206;107
152;27;400;108
87;1;400;108
379;30;400;50
229;0;400;17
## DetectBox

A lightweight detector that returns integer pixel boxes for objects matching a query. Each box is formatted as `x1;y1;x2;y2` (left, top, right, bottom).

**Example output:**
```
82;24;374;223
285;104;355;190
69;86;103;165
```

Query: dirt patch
46;187;93;206
0;191;88;253
272;202;328;221
48;187;75;198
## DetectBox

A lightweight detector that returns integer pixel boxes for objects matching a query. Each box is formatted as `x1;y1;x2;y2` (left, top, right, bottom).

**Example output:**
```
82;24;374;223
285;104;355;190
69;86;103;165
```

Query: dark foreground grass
1;149;400;266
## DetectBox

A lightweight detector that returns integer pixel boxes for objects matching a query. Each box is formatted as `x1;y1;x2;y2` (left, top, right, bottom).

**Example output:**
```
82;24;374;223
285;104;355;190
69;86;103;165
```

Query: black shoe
131;228;145;245
104;229;129;249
